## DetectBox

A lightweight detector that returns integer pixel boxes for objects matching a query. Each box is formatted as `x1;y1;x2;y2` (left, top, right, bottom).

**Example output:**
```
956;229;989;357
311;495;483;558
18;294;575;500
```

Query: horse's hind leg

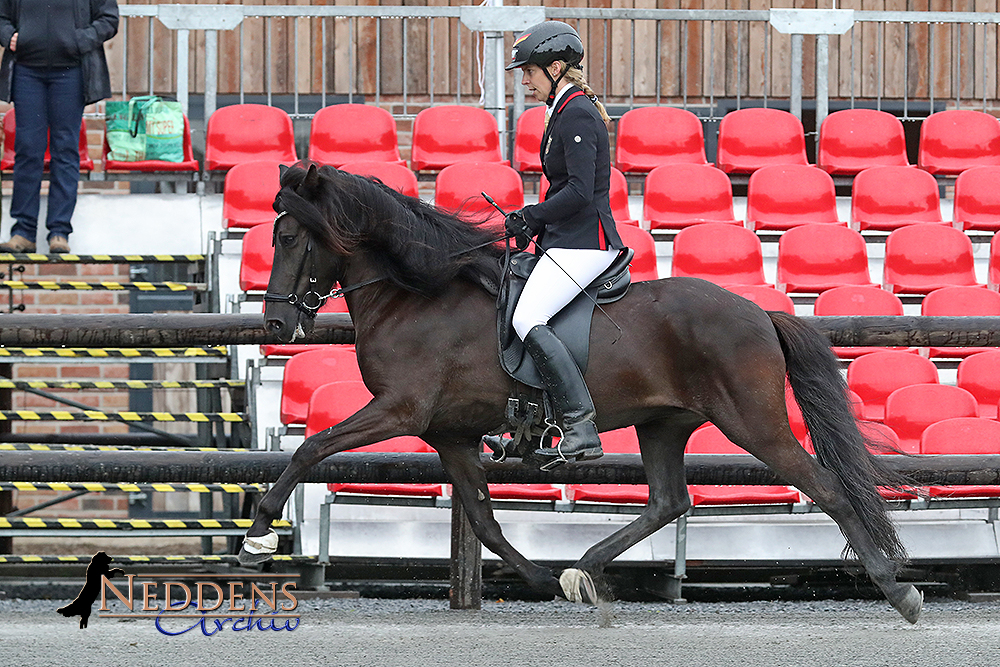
719;416;921;623
565;418;698;603
432;440;563;598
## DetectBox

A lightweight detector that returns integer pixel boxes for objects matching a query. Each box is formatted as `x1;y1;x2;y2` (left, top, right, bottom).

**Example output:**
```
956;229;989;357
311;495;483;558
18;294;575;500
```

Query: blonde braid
560;64;611;126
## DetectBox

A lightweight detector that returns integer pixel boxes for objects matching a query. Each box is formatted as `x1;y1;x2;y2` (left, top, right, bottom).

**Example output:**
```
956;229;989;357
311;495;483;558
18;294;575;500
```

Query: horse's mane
273;163;504;298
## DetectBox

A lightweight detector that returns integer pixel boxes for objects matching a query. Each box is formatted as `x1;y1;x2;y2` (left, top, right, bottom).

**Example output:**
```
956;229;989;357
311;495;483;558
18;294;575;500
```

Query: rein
264;210;510;318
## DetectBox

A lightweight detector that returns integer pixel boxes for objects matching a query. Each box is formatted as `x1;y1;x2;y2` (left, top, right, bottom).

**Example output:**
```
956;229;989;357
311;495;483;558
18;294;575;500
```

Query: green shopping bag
105;96;184;162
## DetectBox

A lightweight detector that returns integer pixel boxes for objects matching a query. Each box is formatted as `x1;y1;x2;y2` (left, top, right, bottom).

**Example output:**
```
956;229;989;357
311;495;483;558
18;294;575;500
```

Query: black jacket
522;86;625;251
0;0;119;105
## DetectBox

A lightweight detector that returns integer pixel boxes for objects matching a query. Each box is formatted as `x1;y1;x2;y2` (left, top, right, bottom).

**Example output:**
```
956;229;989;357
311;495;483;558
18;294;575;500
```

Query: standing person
0;0;119;254
504;20;627;466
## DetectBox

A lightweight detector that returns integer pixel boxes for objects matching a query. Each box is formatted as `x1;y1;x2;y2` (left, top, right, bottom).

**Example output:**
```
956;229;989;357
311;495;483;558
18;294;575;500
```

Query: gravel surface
1;596;998;666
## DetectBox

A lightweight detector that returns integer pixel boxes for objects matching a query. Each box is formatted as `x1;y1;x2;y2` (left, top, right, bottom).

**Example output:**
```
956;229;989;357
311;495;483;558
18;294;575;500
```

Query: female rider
504;21;627;466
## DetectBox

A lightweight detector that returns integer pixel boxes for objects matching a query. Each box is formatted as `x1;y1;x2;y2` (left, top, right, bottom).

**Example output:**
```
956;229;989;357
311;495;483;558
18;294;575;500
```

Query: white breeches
512;247;620;341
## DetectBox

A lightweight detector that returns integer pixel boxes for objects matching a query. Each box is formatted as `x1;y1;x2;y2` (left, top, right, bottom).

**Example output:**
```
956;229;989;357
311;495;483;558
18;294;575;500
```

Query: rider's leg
512;248;619;464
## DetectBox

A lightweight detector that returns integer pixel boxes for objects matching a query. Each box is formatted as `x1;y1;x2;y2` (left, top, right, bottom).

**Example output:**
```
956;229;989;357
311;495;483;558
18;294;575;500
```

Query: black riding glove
504;209;534;251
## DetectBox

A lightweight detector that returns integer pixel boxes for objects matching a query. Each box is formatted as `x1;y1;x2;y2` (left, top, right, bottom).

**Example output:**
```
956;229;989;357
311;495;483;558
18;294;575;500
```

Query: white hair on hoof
242;529;279;555
559;568;599;605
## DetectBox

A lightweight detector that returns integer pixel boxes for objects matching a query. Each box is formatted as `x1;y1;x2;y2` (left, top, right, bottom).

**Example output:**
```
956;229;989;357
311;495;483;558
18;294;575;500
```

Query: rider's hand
8;33;16;52
504;209;533;250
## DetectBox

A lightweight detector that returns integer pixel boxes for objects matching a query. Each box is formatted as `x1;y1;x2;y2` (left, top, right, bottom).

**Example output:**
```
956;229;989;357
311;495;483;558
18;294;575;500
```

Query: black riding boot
524;324;603;467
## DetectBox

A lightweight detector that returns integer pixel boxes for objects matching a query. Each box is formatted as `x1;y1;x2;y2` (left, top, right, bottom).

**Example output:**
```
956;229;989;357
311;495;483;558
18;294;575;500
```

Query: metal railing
110;5;1000;154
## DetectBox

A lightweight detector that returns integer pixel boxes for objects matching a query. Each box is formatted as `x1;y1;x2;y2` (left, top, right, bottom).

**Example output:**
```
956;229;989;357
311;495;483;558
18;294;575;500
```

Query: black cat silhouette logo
57;551;125;629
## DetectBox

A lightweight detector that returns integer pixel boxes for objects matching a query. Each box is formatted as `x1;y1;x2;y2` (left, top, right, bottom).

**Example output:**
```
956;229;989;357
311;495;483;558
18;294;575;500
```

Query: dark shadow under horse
239;163;922;624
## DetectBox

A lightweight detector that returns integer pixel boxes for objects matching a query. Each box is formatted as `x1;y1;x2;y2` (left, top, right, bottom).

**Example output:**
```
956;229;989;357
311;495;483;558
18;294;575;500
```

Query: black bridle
263;211;383;319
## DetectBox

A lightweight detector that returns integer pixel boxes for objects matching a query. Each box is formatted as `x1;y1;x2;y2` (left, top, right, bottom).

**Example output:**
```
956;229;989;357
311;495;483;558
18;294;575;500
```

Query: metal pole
815;34;830;148
790;33;803;120
176;29;189;116
204;30;219;126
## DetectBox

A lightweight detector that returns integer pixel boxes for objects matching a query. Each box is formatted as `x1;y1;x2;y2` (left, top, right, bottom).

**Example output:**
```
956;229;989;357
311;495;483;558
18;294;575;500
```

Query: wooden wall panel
100;0;1000;109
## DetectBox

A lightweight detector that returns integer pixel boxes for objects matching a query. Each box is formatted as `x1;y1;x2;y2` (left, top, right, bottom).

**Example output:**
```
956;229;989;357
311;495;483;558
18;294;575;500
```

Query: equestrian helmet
506;21;584;71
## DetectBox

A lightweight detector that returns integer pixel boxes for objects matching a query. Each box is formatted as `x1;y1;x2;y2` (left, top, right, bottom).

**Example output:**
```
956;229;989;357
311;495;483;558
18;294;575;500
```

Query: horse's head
263;163;354;342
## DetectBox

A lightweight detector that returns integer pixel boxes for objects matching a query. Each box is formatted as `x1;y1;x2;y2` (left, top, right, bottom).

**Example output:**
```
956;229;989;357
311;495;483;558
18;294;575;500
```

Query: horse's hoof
237;547;274;566
889;585;923;624
238;529;278;566
559;568;599;605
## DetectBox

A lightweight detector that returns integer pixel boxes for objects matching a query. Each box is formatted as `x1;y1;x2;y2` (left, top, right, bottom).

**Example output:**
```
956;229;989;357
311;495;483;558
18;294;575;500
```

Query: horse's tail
767;310;908;564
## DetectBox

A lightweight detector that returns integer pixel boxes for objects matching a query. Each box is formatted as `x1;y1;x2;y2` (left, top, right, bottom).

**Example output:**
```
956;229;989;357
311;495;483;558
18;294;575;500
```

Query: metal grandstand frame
114;4;1000;159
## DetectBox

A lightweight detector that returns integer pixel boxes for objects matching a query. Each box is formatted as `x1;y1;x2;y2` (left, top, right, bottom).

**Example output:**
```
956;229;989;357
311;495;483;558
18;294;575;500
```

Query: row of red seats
608;106;1000;177
645;163;1000;232
671;223;992;295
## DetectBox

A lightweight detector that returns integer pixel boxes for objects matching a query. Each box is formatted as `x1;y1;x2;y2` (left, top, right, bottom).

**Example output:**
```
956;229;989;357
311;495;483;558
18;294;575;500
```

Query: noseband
262;211;382;318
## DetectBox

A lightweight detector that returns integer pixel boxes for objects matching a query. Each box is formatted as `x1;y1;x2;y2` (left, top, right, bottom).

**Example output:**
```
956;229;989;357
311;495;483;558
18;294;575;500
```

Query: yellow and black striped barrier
0;554;313;564
0;253;205;264
0;280;205;292
0;443;227;452
0;379;244;390
0;482;264;494
0;410;244;422
0;347;228;358
0;517;290;530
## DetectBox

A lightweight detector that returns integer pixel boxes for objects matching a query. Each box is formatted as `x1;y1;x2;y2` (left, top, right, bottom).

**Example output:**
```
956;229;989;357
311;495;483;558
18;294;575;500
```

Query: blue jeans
9;64;84;242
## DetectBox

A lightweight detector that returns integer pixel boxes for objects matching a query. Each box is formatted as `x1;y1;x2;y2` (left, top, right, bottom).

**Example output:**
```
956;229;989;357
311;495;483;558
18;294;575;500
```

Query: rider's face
521;63;560;102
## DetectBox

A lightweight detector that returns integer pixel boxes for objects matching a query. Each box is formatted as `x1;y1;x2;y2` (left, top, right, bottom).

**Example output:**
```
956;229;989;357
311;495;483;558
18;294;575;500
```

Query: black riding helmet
506;21;584;105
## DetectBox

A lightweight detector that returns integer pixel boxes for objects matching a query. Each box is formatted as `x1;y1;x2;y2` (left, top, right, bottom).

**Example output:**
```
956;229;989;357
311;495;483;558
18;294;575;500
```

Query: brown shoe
0;234;37;253
48;236;71;254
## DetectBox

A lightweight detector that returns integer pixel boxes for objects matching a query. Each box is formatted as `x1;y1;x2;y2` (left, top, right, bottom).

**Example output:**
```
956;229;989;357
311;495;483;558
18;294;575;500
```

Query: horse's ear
297;163;322;197
278;164;290;179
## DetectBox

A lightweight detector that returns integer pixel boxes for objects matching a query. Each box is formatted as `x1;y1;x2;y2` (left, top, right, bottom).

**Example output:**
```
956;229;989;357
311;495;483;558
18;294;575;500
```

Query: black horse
240;163;922;624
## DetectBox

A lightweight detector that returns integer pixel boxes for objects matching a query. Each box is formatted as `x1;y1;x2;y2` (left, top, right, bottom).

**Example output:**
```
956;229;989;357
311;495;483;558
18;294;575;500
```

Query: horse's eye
279;234;296;247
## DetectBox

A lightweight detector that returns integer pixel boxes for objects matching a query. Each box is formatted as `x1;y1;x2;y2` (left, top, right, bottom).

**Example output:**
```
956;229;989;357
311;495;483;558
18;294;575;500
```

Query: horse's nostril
264;319;284;335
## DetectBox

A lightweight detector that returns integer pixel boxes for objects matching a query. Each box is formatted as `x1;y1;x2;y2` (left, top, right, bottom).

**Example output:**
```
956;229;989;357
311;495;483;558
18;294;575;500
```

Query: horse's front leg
239;399;413;565
433;441;563;599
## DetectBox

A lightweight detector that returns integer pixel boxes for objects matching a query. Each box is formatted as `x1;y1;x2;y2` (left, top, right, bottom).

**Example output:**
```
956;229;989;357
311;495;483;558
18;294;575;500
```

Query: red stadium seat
813;285;909;358
618;225;659;282
643;164;740;230
281;348;364;425
221;160;283;229
921;286;1000;358
882;224;982;294
609;167;638;225
920;418;1000;498
851;166;945;232
685;425;801;506
847;351;939;422
308;104;403;167
725;285;795;314
990;234;1000;290
204;104;297;172
306;381;442;497
817;109;911;175
102;113;199;174
952;166;1000;231
883;383;978;453
410;106;505;172
957;351;1000;420
1;108;94;172
615;107;709;174
747;165;842;231
917;110;1000;176
339;160;419;198
715;108;809;174
671;223;770;287
566;427;648;504
776;224;876;293
435;162;523;224
239;222;274;292
512;106;546;173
